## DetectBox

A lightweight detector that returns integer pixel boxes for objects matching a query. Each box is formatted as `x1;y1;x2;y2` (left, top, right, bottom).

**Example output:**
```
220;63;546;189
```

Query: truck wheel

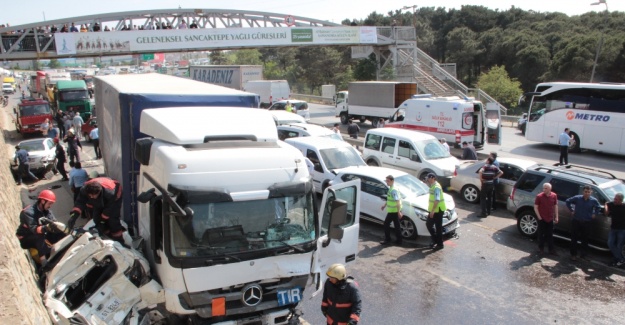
359;116;366;123
340;113;349;125
366;159;379;166
371;118;378;128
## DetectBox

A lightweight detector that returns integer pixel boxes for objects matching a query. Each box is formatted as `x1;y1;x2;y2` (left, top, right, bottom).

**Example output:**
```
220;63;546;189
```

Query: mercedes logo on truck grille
241;284;263;307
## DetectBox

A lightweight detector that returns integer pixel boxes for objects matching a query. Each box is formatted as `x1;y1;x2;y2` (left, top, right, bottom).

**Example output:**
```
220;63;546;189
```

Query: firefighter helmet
326;263;347;280
38;190;56;203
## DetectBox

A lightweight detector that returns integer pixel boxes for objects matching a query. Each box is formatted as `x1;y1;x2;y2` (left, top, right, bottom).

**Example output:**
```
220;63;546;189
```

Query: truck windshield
320;146;365;170
417;139;451;160
169;193;316;259
59;90;89;101
20;104;50;116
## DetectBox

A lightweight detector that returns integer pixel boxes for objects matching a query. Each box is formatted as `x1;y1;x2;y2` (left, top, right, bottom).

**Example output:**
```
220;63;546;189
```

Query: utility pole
590;0;609;83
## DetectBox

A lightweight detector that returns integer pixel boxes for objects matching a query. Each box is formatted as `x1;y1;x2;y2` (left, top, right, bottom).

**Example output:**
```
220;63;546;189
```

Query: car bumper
442;210;459;234
506;197;517;213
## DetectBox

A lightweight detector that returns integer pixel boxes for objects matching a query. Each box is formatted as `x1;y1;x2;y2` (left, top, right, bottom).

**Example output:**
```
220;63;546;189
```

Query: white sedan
331;166;459;240
17;137;56;176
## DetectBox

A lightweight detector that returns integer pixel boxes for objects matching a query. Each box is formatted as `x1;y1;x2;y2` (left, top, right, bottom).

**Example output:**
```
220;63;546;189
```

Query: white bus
524;82;625;155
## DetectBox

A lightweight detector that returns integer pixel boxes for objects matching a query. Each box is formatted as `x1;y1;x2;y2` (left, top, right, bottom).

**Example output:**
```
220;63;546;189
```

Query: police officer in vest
380;175;403;245
321;264;362;325
426;173;446;250
479;157;503;218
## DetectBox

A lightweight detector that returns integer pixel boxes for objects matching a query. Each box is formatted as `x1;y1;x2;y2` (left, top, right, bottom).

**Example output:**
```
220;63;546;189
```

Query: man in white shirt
558;128;573;165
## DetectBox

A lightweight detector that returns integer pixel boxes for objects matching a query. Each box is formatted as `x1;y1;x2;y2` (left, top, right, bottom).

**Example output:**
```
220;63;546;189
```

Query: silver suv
507;164;625;251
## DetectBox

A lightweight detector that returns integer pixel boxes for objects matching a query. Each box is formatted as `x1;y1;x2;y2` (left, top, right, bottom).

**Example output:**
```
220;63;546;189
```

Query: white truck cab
285;136;365;193
133;107;361;323
362;128;459;188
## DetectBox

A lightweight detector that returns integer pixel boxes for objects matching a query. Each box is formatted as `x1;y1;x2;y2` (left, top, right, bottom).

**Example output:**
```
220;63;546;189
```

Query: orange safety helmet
38;190;56;203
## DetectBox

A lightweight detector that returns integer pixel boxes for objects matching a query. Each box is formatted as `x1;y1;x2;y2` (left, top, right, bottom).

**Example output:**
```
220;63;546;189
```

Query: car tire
516;210;538;238
461;184;480;204
399;216;418;240
366;159;379;166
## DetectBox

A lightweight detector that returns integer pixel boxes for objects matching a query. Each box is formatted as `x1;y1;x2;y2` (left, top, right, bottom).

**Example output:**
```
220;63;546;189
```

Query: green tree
48;59;61;68
476;65;523;110
209;50;230;65
232;49;262;65
445;27;482;86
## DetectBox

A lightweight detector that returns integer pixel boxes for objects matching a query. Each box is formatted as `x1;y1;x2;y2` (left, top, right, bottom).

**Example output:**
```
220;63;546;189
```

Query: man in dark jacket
63;128;82;164
15;190;66;266
53;137;68;181
69;177;124;243
321;264;362;325
13;145;40;185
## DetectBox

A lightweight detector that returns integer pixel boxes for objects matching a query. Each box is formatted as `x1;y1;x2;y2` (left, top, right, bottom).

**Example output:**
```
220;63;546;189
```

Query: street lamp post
402;5;417;30
590;0;608;83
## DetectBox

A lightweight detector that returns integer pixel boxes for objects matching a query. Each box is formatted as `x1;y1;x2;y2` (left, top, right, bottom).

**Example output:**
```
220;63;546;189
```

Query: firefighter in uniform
426;173;447;250
69;177;124;243
321;264;362;325
15;190;67;266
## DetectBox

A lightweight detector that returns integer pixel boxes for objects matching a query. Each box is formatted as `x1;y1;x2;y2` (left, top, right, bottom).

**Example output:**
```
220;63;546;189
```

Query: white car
269;100;310;121
270;110;306;125
331;166;459;240
277;123;343;142
17;137;56;176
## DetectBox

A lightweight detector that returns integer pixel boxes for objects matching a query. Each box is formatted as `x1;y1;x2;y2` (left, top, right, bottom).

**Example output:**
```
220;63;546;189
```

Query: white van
244;80;290;108
362;128;459;187
285;137;366;193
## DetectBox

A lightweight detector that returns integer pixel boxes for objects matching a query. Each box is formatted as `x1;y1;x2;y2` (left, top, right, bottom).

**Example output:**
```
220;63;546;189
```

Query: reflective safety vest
428;181;446;212
387;186;400;213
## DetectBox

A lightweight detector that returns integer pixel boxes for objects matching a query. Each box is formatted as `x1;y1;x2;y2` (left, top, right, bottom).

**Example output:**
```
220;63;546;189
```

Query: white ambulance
387;94;501;148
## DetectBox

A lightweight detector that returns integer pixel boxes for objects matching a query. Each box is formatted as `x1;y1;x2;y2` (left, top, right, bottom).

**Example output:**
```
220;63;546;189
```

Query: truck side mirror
323;199;347;247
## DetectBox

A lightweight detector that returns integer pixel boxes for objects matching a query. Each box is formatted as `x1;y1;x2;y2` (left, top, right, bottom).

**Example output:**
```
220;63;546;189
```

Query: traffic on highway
2;74;625;325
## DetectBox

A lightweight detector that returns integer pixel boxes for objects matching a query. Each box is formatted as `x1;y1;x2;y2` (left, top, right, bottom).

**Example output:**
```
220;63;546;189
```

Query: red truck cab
14;98;53;135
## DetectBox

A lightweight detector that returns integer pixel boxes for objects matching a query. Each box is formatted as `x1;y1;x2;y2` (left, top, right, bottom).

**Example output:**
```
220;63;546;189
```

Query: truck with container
30;71;47;98
386;94;502;148
189;65;263;91
91;73;361;323
244;80;290;108
335;81;417;127
41;71;71;103
13;97;53;135
55;80;94;120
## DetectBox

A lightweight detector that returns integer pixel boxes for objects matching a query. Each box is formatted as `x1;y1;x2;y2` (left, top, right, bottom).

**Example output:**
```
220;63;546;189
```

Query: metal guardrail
291;93;333;105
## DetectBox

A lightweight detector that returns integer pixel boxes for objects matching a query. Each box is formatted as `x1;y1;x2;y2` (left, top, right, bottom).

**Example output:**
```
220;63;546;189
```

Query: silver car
17;137;56;176
450;157;539;204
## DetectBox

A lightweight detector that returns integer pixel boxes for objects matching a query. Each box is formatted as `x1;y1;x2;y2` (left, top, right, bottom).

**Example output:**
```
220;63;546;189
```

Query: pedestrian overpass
0;9;504;111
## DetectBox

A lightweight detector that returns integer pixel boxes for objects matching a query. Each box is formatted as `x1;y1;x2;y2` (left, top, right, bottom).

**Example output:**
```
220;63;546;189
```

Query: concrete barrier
0;119;52;324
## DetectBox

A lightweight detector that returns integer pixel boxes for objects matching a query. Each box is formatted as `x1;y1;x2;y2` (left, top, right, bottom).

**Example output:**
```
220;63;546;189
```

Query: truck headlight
414;207;429;221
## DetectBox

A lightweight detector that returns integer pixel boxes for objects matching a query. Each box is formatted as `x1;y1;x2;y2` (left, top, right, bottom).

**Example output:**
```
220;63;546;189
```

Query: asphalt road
4;95;625;324
299;103;625;324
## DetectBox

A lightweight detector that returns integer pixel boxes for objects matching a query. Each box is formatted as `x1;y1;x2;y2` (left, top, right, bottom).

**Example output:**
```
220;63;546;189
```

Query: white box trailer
189;65;263;90
244;80;291;108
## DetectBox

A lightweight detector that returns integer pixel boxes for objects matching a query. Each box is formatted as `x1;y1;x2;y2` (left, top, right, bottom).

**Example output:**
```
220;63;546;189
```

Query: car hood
429;156;460;174
43;233;154;324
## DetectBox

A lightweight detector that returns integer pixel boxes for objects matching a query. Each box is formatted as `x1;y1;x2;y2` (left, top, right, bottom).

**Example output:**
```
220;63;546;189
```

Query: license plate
277;287;302;306
443;221;458;234
96;296;122;320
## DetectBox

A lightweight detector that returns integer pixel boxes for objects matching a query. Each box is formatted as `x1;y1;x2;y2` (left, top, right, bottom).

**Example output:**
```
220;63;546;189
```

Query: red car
81;116;97;142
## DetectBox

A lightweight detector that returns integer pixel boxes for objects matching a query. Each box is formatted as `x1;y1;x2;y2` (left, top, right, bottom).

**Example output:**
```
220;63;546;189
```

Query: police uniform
427;180;447;248
382;185;402;245
321;277;362;325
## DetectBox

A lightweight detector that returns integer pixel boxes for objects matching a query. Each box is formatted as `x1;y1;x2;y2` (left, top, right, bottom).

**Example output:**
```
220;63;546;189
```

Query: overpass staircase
376;27;507;113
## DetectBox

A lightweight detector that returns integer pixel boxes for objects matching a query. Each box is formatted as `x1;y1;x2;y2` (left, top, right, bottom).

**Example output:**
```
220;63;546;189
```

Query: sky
1;0;620;26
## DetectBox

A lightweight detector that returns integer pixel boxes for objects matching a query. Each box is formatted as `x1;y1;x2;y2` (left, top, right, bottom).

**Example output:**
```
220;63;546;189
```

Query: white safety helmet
326;263;347;280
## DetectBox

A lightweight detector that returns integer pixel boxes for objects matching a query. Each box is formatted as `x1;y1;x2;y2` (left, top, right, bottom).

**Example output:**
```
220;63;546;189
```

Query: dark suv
507;164;625;251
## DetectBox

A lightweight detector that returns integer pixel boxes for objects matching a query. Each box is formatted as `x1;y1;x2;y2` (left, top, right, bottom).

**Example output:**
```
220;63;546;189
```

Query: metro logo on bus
566;110;610;122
